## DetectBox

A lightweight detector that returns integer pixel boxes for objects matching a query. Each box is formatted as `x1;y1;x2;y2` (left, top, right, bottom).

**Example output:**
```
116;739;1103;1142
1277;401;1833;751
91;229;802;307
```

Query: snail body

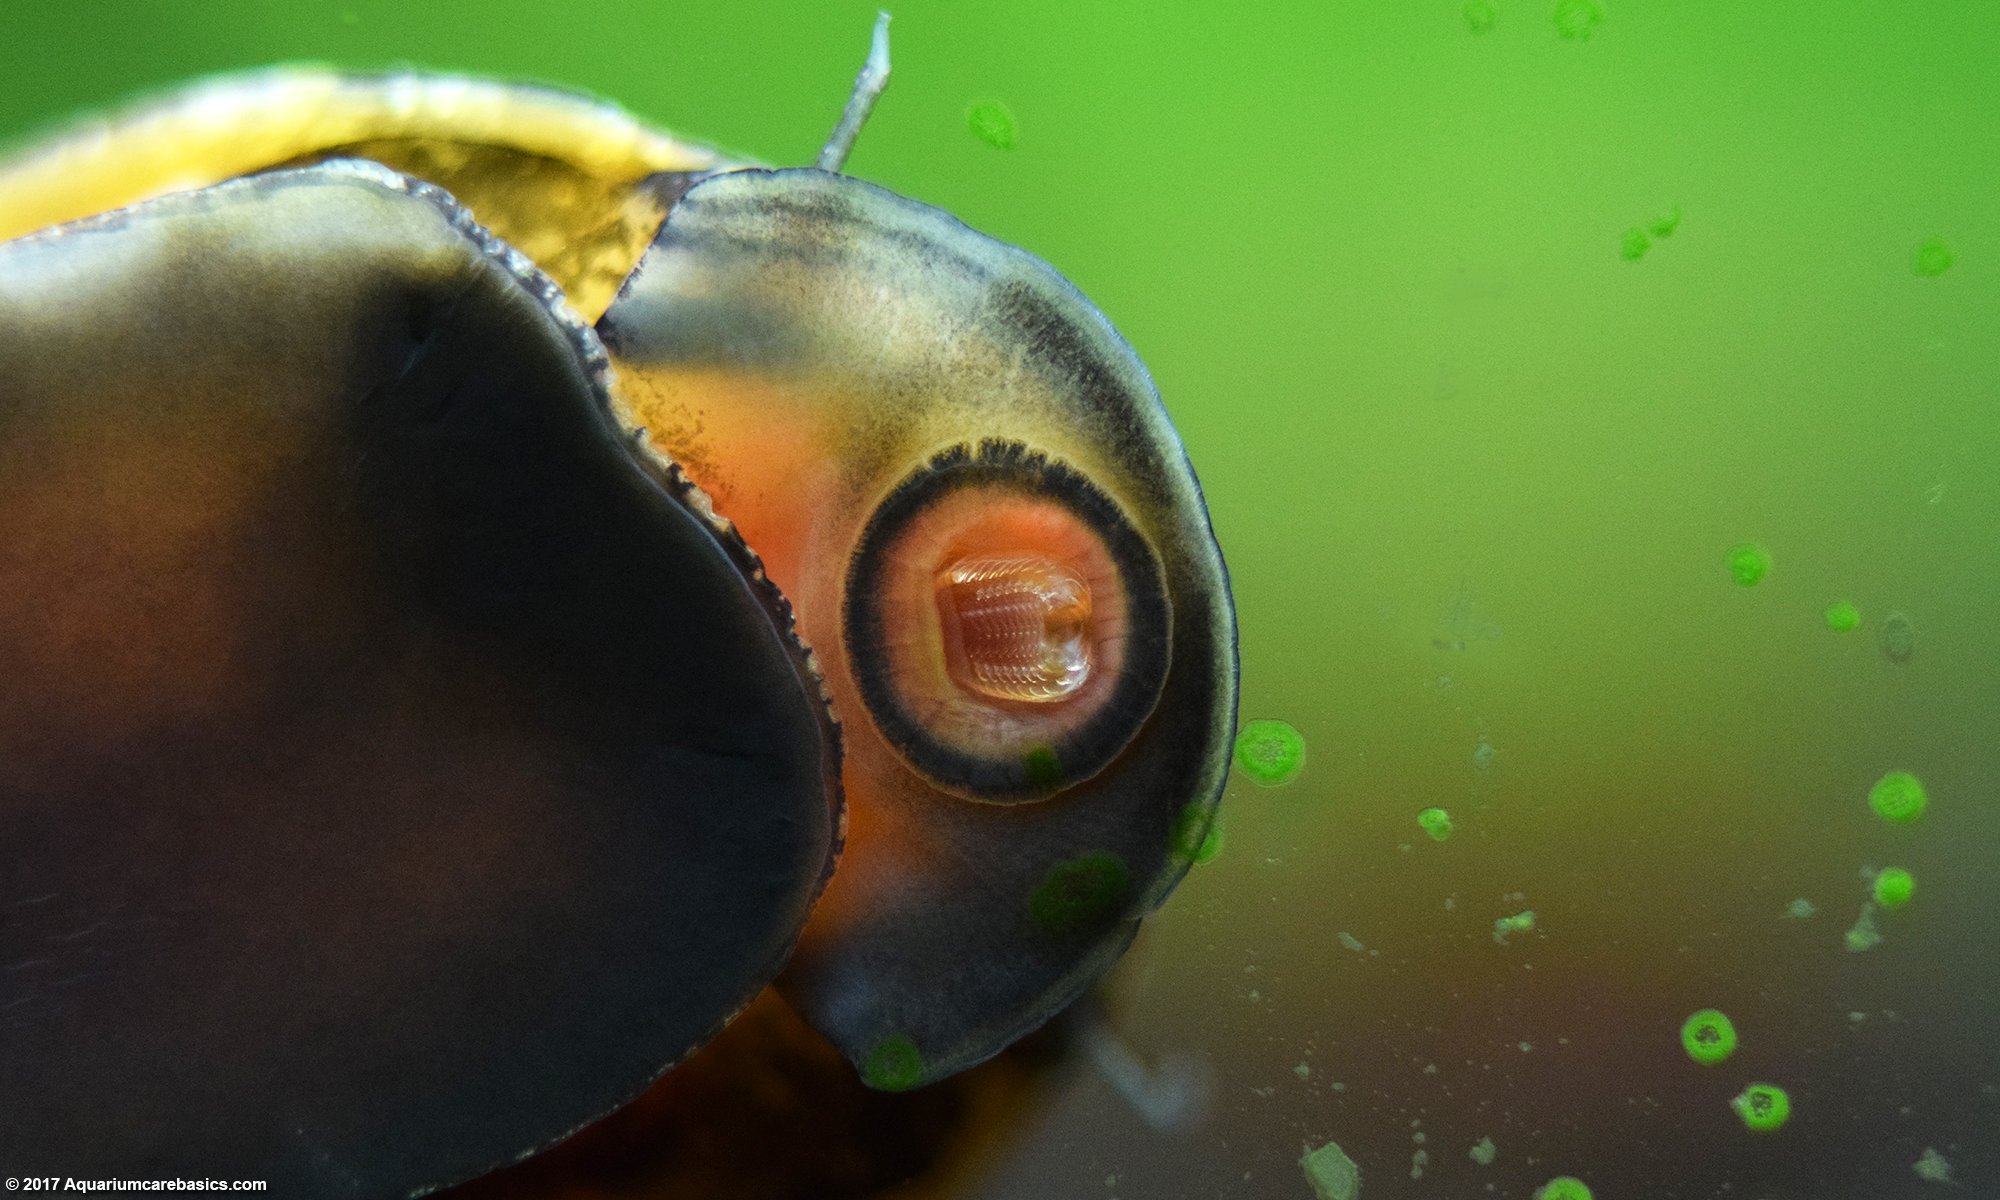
0;33;1234;1196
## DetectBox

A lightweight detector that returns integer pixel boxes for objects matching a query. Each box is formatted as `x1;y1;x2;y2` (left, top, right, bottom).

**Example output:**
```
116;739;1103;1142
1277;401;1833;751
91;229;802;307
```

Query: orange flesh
614;371;1132;943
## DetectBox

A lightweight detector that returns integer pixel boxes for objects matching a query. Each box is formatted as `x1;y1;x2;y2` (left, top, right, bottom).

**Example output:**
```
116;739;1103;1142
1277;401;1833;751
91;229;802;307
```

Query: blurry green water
5;2;1995;1197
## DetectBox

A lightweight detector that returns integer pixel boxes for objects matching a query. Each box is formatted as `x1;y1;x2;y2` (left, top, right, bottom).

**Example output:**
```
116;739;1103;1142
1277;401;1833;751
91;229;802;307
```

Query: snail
0;16;1235;1196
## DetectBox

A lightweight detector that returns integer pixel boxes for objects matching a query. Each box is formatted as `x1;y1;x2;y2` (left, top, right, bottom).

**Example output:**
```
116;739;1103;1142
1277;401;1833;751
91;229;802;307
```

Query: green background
6;2;1995;1197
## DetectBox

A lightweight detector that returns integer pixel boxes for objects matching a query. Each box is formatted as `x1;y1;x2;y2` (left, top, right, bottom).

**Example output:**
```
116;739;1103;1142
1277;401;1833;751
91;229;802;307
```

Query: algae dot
1825;601;1861;632
1492;910;1535;944
966;100;1018;150
1171;802;1225;865
1878;609;1915;663
1649;206;1682;238
1680;1009;1737;1066
1029;850;1129;935
1235;718;1305;785
1417;807;1454;842
1731;1083;1790;1132
1620;227;1650;261
1873;866;1915;910
1868;770;1927;825
1464;0;1497;33
1023;743;1064;791
1914;1147;1954;1184
1727;542;1770;586
1845;902;1882;953
1300;1139;1361;1200
1552;0;1603;40
1913;237;1954;277
1536;1176;1593;1200
862;1033;924;1091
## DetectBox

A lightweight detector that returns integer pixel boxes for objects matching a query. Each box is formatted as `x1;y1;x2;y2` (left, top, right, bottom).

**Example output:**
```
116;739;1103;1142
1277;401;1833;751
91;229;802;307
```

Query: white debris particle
1784;898;1816;919
1845;903;1881;953
1914;1147;1953;1183
1300;1139;1361;1200
1338;931;1367;953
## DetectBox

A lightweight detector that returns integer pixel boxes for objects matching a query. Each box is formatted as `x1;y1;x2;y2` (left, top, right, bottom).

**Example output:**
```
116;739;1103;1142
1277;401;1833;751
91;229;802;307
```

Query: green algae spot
1171;802;1225;865
1417;806;1454;842
1023;743;1064;791
1535;1177;1593;1200
862;1033;924;1091
1626;208;1678;259
1680;1009;1737;1066
1727;542;1771;586
1464;0;1497;33
1869;770;1928;826
1300;1139;1361;1200
1235;718;1305;786
1552;0;1604;40
1030;850;1130;935
1825;601;1861;632
1915;1147;1954;1184
1732;1083;1791;1132
1873;866;1915;910
1879;609;1915;663
1845;902;1882;952
1492;910;1535;944
966;100;1018;150
1913;237;1954;277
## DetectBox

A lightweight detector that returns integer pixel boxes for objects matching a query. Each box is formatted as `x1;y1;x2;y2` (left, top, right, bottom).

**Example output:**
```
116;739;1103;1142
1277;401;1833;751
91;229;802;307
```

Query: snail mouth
843;440;1169;803
936;553;1094;705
